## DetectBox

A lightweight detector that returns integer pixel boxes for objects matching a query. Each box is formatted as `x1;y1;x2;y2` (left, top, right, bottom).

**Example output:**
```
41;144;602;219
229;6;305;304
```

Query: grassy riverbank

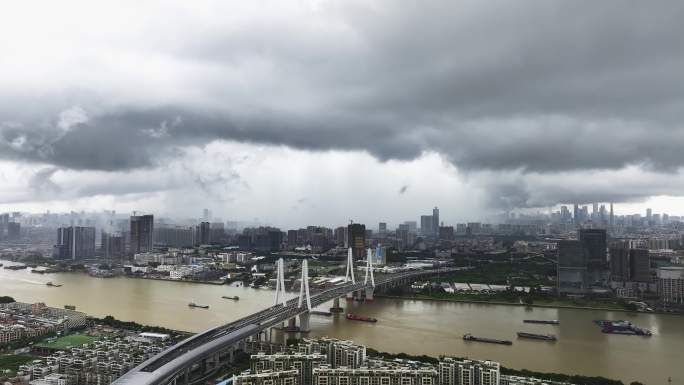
376;293;643;313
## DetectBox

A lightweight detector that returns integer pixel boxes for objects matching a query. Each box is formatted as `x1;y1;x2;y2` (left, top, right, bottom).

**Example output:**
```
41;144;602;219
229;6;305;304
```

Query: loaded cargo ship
463;333;512;345
523;319;560;325
346;314;377;323
221;296;240;301
594;320;651;336
188;302;210;309
517;332;557;341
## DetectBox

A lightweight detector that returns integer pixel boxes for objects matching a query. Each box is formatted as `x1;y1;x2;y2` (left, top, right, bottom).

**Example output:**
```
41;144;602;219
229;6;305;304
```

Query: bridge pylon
273;258;287;307
364;247;375;287
298;259;312;311
344;247;356;284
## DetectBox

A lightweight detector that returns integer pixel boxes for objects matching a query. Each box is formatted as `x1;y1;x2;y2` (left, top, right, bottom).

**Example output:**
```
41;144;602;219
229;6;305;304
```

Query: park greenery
0;354;39;376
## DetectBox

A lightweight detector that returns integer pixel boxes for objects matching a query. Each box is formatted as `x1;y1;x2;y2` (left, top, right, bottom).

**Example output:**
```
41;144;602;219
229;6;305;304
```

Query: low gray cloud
2;0;684;211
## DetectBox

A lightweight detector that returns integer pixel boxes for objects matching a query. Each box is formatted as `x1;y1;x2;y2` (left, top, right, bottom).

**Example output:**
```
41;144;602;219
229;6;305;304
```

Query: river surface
1;260;681;385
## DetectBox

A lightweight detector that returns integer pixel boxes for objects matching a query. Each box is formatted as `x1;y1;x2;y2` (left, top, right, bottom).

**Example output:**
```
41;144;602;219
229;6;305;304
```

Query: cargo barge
523;319;559;325
517;332;557;341
463;333;512;345
594;320;651;336
188;302;210;309
346;314;377;323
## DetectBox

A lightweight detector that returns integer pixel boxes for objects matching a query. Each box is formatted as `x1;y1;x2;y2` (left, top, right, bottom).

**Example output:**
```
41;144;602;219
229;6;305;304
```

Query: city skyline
3;1;684;226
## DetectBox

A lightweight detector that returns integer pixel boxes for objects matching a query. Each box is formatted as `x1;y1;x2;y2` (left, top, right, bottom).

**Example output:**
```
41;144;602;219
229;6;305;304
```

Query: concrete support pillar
365;287;374;301
299;312;311;332
330;296;343;313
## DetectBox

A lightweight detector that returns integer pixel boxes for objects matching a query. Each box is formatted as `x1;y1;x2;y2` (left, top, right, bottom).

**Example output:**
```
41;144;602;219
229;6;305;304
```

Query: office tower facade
420;215;433;237
610;246;650;282
334;227;347;247
557;240;588;293
609;203;614;227
54;226;96;260
432;207;440;237
578;228;608;286
378;222;387;234
197;221;211;244
153;226;194;248
347;223;366;260
101;231;125;258
573;203;579;224
130;214;154;254
7;222;20;240
0;213;8;240
439;226;455;240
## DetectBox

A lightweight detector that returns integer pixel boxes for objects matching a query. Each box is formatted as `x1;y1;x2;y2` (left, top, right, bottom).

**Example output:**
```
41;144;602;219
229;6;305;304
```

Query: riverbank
365;348;626;385
126;275;226;285
374;294;677;315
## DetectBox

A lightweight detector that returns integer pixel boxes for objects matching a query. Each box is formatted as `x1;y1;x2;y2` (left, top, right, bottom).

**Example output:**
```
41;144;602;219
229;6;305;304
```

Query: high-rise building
557;240;588;293
251;353;326;385
646;208;653;223
197;221;211;244
579;228;608;285
439;226;454;240
153;226;194;248
130;214;154;254
296;338;366;369
0;213;8;240
610;246;650;283
378;222;387;234
334;227;346;247
7;222;20;240
432;207;440;237
609;203;614;227
657;267;684;304
101;231;125;258
438;357;500;385
287;230;298;249
54;226;96;260
347;223;366;260
573;203;579;224
558;229;609;293
404;221;417;232
420;215;433;237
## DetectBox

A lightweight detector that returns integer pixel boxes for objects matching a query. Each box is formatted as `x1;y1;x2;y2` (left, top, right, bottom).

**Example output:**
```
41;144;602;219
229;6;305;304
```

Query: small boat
523;319;559;325
221;296;240;301
346;313;377;323
517;332;557;341
188;302;209;309
463;333;512;345
46;282;62;287
64;305;76;311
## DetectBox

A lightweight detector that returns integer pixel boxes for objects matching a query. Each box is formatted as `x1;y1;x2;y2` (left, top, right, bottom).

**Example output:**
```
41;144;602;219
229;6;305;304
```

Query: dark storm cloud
2;0;684;209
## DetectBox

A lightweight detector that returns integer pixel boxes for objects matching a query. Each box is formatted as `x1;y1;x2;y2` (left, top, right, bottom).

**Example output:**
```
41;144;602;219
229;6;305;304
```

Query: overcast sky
2;0;684;228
